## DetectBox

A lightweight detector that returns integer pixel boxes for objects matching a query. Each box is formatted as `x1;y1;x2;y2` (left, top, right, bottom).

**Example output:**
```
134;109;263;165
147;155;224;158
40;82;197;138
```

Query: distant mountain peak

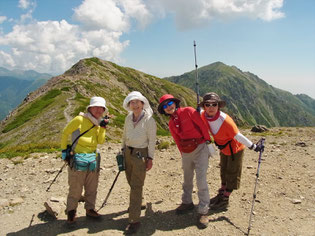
0;66;52;81
165;62;315;127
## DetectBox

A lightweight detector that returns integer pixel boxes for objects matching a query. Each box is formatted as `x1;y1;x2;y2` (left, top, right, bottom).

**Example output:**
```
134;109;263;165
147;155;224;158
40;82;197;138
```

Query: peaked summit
165;62;315;127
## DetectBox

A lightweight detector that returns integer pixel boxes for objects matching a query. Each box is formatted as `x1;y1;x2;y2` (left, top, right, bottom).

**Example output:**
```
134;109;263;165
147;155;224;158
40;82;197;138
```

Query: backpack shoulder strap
71;125;95;148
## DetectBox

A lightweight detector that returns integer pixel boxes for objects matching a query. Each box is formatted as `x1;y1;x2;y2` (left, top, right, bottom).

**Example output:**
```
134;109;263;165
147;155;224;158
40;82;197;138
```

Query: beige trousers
181;142;210;214
124;146;148;223
66;167;99;212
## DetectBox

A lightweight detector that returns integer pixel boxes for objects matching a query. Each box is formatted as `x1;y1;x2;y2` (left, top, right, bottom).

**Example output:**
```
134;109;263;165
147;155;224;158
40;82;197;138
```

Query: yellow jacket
61;115;106;153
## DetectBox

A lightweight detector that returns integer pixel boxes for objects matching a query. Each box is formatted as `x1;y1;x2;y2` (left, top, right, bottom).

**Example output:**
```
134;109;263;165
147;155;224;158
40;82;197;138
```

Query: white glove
207;143;217;157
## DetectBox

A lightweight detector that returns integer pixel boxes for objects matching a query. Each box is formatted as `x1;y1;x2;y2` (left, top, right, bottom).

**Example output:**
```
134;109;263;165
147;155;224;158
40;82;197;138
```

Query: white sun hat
87;96;107;111
123;91;153;116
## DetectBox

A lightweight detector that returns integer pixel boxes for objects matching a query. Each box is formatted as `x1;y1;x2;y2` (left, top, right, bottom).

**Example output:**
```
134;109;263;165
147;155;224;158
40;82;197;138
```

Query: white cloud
0;20;128;74
73;0;152;31
18;0;31;9
149;0;285;30
73;0;128;31
0;0;284;74
119;0;152;29
0;51;16;67
0;16;7;24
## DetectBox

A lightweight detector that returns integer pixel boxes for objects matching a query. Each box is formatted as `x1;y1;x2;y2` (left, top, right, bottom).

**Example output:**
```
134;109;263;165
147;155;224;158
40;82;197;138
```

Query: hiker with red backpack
199;92;262;210
61;96;108;225
158;94;213;229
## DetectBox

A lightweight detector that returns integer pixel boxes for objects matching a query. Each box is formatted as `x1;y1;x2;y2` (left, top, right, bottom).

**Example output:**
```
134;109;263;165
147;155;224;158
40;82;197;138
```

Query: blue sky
0;0;314;98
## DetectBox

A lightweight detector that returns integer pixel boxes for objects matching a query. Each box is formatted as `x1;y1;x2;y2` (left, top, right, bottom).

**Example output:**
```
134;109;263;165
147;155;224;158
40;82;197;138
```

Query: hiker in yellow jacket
61;96;108;224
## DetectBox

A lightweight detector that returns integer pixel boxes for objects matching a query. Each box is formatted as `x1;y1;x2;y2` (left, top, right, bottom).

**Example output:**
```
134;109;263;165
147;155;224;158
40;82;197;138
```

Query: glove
254;144;263;152
250;143;262;152
99;116;109;128
61;149;67;160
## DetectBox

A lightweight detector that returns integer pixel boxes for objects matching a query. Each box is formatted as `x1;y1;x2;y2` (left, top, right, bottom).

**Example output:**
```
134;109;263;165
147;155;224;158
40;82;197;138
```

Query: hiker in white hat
61;96;109;224
121;91;157;234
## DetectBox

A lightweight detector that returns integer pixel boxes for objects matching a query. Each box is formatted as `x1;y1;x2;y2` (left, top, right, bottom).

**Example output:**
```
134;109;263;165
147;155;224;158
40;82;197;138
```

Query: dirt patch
0;127;314;235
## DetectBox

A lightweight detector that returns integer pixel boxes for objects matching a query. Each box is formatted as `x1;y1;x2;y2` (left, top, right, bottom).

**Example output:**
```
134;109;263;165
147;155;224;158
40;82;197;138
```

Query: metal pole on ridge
247;138;265;235
193;40;201;113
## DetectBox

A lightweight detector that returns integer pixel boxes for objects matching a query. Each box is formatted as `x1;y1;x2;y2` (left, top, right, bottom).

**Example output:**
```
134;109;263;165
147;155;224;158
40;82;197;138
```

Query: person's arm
121;116;128;149
191;109;211;141
61;116;82;149
147;117;157;159
97;126;106;144
169;120;182;152
234;132;263;151
234;132;253;148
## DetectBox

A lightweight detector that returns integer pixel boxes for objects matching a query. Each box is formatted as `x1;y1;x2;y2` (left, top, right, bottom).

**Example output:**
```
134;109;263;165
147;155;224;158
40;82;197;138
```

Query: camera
100;115;109;127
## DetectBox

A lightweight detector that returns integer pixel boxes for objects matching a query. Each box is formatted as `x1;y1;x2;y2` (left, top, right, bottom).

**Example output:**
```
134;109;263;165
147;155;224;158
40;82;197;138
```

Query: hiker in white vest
61;96;108;225
200;92;262;210
122;91;157;234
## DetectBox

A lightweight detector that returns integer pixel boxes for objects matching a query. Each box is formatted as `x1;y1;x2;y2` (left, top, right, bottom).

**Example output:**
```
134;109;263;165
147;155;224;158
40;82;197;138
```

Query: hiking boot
210;191;224;206
67;210;76;224
124;222;141;235
197;214;209;229
86;209;101;220
175;202;194;215
210;196;229;210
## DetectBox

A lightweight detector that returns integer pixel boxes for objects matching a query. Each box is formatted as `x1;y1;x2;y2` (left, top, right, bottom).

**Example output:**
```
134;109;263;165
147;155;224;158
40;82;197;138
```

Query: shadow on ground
7;203;246;235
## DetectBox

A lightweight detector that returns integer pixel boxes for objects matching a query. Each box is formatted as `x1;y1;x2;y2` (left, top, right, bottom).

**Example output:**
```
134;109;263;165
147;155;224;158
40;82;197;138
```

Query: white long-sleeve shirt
122;111;157;159
208;111;254;148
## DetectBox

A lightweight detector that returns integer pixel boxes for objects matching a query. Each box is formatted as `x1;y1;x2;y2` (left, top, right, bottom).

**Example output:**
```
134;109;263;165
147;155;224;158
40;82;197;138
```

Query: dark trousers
220;149;244;190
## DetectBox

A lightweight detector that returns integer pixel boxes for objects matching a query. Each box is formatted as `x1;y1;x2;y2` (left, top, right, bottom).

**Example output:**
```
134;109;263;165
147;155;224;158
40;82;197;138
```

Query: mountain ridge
1;58;314;152
0;57;197;150
165;61;315;127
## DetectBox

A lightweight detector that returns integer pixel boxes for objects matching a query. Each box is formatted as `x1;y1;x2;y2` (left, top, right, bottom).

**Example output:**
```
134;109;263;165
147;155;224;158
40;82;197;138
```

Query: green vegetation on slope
165;62;315;127
2;89;62;133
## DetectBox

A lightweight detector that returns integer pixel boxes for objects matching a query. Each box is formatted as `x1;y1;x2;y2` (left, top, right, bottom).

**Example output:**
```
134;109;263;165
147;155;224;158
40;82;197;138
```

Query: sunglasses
204;103;218;107
162;100;174;109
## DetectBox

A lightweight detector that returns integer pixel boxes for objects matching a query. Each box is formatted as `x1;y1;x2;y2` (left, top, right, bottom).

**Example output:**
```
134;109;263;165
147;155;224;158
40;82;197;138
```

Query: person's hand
99;116;109;128
254;144;263;152
250;143;263;152
207;143;217;157
146;158;153;171
61;150;67;160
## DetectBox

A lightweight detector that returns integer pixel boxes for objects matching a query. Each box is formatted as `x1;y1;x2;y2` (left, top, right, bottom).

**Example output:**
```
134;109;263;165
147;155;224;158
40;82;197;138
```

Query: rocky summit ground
0;127;314;236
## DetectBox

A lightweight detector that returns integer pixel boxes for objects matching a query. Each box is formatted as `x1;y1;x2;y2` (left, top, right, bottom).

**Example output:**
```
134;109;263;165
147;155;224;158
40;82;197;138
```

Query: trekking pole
193;40;201;113
247;138;265;235
46;162;66;192
97;170;121;212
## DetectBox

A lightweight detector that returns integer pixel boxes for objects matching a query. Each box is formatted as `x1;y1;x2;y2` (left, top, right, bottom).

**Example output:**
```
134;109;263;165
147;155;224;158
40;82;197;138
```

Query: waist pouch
73;153;99;171
179;138;204;153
